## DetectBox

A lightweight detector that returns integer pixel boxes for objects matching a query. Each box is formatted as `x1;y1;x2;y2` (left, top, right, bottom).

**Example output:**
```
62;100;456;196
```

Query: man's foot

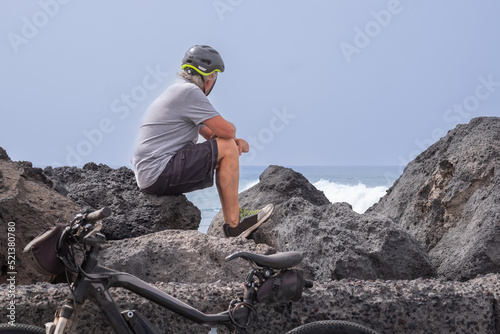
223;204;275;238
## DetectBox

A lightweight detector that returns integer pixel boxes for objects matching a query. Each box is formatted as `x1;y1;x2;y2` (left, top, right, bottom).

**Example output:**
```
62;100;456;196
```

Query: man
132;45;274;238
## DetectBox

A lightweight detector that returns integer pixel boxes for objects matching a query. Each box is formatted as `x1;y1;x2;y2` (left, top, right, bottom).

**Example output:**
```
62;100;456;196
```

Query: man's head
181;45;224;96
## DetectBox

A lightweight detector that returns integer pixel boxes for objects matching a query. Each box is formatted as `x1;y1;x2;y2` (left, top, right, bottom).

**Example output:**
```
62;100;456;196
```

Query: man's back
132;77;219;189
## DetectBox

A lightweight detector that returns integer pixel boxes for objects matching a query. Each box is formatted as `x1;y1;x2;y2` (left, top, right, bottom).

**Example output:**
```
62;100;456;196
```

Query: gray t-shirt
131;77;220;189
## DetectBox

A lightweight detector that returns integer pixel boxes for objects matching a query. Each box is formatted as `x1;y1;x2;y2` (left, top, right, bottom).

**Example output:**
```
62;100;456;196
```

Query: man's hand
235;138;249;155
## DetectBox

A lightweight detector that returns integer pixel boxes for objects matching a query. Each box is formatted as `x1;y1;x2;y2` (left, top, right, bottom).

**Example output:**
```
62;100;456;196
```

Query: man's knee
216;138;238;157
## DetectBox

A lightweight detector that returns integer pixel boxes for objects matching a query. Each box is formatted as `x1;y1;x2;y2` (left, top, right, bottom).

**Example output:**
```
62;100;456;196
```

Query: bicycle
1;207;379;334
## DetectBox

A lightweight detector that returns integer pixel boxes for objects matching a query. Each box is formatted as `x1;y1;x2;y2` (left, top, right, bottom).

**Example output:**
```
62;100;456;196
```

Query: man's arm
202;115;236;139
199;125;216;140
202;116;249;155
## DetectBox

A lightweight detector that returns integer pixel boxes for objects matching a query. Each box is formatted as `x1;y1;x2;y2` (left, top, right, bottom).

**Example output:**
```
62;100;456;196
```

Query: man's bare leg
215;138;240;227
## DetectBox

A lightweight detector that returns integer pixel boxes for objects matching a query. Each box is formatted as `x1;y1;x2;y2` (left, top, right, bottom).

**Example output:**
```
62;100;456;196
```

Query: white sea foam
239;178;387;213
313;179;388;213
240;179;259;192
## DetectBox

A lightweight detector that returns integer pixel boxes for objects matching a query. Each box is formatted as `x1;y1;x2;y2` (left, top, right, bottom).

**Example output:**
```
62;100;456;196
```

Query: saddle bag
256;269;306;304
23;225;67;277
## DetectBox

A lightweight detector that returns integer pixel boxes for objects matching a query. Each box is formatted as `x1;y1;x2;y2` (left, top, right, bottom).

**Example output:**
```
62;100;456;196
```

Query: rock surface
2;274;499;334
369;117;500;280
0;155;80;285
43;163;201;240
208;165;436;281
100;230;276;284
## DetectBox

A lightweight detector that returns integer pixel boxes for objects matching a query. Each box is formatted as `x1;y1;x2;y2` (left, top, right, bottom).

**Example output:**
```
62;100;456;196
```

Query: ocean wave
240;178;387;213
313;179;387;213
240;179;259;192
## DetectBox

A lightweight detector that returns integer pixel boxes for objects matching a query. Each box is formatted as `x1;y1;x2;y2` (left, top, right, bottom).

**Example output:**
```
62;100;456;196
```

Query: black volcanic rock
208;165;436;280
0;146;10;161
2;274;500;333
100;230;276;284
207;164;330;243
0;157;80;285
43;163;201;240
369;117;500;280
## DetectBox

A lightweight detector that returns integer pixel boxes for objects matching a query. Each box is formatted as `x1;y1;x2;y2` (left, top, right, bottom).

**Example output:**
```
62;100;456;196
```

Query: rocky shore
1;117;500;333
1;274;499;333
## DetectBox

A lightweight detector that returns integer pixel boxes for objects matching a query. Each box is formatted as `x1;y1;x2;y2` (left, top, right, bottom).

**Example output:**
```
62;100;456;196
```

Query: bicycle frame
48;233;247;334
66;267;232;332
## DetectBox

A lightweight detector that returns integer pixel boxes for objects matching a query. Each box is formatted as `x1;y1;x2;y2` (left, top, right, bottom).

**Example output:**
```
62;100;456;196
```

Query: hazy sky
1;1;499;168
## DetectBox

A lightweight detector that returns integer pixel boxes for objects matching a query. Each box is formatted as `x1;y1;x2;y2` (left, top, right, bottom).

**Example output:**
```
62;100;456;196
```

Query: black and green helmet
181;45;225;76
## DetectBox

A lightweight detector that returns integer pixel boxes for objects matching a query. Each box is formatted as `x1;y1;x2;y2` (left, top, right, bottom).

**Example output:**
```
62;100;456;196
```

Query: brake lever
65;208;111;244
67;213;86;238
83;221;103;242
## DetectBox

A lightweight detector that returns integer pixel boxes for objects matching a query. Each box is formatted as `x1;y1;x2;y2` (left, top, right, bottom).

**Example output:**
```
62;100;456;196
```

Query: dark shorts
143;139;218;196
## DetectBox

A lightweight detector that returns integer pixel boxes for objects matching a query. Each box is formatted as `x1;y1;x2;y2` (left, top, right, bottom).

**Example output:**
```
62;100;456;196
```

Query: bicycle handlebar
85;207;112;222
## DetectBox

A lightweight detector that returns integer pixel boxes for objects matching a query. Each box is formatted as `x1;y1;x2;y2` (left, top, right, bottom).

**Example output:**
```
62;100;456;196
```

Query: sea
186;166;403;233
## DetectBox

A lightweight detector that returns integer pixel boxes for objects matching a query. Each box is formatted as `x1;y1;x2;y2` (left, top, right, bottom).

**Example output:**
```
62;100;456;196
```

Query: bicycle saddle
225;251;303;269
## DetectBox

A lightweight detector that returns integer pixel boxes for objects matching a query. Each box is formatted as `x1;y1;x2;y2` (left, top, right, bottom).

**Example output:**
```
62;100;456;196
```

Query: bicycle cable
58;220;95;334
228;301;257;329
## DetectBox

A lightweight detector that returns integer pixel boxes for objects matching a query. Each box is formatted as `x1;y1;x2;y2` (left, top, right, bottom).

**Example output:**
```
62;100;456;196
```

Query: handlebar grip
86;207;112;221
